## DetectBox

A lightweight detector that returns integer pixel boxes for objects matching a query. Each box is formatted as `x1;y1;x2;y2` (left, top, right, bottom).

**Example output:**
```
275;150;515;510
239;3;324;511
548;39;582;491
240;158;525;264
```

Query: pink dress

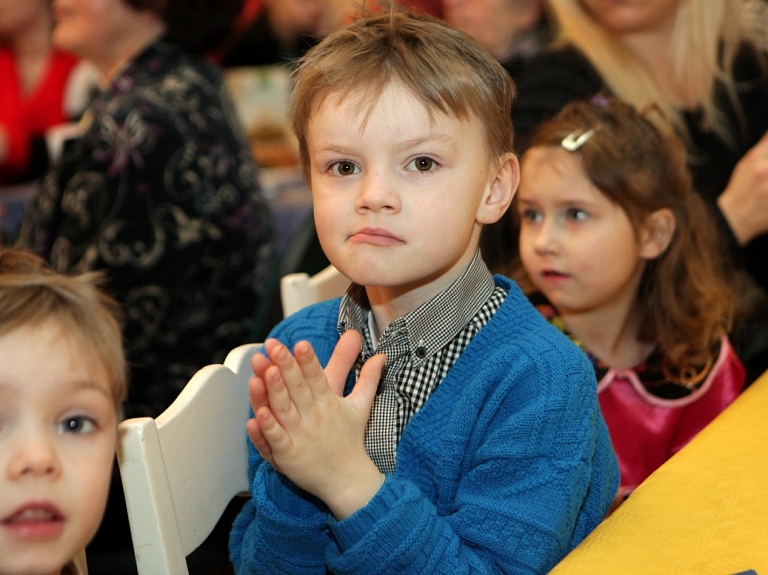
532;297;745;503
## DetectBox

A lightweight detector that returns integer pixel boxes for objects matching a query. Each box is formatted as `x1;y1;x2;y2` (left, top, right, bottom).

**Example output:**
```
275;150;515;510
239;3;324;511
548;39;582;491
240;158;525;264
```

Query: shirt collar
337;250;495;368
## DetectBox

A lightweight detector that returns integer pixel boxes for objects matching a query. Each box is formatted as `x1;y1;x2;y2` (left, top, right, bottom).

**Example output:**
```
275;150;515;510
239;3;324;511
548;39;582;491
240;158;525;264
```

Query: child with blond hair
0;248;126;575
229;10;619;574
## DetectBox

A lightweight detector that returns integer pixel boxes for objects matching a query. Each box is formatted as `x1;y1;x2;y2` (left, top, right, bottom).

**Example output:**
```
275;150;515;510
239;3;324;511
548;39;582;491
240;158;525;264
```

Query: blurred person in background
222;0;339;67
442;0;551;79
0;0;97;240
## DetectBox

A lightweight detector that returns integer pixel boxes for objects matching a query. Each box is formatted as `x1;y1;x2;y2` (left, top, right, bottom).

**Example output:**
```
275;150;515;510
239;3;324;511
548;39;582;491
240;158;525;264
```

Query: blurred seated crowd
1;0;767;573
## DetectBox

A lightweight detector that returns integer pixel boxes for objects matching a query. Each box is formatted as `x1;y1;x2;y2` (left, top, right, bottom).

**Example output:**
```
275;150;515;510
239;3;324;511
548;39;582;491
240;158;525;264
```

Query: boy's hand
246;331;367;461
246;332;387;519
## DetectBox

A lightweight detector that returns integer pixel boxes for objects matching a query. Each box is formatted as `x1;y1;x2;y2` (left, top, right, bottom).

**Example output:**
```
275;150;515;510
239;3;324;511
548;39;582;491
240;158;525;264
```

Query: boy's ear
639;208;676;259
477;152;519;225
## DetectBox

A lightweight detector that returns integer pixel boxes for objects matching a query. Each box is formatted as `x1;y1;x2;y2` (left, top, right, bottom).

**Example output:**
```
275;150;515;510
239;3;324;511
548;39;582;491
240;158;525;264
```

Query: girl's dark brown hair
526;97;737;368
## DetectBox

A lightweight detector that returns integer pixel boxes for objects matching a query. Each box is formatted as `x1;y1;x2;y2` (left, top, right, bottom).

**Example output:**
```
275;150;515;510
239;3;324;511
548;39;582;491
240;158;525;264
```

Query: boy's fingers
251;352;273;381
257;406;292;458
264;365;302;428
248;374;269;413
325;330;363;396
266;339;315;411
246;417;274;466
294;340;332;399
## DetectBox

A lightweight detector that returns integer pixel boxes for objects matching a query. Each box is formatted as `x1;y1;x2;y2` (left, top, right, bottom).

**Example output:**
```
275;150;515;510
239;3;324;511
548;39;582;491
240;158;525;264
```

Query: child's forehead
0;319;116;405
315;80;463;126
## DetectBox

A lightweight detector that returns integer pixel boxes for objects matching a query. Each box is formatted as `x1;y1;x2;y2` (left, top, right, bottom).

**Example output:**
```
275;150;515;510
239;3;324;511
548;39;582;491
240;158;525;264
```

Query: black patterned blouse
18;38;274;418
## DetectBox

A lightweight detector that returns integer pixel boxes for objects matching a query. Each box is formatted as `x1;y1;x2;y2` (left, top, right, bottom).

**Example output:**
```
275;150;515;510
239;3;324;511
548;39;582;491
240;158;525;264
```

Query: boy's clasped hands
247;331;387;519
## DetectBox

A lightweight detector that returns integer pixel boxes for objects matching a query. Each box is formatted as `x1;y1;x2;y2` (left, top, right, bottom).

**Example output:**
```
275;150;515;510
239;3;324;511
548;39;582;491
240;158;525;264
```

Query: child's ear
477;152;519;224
639;208;676;259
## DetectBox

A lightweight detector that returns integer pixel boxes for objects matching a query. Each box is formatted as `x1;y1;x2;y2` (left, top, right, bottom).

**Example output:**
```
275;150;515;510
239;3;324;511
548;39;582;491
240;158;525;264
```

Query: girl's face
517;145;654;317
578;0;681;35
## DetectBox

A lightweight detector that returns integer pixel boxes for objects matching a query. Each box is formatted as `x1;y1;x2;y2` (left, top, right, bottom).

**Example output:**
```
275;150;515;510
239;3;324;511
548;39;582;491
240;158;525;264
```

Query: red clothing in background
0;48;79;182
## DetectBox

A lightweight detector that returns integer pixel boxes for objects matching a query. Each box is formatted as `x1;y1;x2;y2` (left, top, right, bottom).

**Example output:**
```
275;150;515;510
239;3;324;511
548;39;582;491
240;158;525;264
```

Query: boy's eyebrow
391;134;457;153
64;378;113;397
312;134;457;156
0;379;112;400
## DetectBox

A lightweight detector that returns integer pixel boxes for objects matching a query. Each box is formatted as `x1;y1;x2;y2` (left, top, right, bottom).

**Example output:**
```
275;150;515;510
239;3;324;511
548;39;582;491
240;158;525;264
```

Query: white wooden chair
117;343;262;575
72;549;88;574
280;264;350;317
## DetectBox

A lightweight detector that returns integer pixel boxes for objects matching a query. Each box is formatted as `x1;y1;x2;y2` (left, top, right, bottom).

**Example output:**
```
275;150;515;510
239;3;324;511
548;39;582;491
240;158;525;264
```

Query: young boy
0;248;126;575
229;11;619;574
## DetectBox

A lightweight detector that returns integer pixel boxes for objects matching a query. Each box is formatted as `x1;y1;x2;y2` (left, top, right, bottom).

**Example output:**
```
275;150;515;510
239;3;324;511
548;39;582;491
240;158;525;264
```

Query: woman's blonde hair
548;0;767;148
289;9;516;178
0;248;127;410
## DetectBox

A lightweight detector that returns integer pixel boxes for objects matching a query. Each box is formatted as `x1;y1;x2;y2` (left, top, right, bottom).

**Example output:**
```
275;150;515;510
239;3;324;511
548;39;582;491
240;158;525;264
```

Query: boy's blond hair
290;10;516;176
0;248;127;410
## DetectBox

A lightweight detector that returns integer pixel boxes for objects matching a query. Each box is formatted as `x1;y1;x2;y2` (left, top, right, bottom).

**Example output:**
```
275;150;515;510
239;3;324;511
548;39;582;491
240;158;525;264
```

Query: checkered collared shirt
337;251;506;473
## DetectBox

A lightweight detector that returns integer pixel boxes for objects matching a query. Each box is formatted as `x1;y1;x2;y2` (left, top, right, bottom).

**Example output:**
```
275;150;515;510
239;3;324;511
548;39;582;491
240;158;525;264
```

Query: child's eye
407;156;437;172
520;208;543;223
328;161;360;176
56;416;96;435
566;208;588;221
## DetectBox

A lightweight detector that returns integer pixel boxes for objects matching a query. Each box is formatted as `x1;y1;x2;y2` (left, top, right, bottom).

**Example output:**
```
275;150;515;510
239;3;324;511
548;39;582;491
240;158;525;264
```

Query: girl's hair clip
561;129;595;151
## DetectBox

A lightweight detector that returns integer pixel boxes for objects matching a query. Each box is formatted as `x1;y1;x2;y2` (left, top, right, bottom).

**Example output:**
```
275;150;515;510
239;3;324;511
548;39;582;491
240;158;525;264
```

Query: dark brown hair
123;0;244;54
525;97;736;367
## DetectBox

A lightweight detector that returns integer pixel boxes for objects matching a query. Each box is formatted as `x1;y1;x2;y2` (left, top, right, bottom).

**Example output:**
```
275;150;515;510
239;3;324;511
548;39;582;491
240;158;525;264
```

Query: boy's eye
56;416;96;435
329;161;360;176
407;156;437;172
566;208;588;221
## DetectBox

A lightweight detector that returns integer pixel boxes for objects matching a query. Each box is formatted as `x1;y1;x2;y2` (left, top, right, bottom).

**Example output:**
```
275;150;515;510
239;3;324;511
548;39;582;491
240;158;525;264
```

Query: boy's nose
7;436;61;480
355;172;400;213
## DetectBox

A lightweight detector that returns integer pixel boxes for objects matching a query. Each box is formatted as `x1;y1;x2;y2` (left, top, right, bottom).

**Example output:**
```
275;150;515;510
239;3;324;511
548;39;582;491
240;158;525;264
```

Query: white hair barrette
561;129;595;152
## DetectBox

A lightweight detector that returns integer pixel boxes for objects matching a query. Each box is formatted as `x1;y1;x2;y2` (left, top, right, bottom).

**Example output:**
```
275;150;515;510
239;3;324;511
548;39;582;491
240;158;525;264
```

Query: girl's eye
566;208;588;221
57;416;96;435
407;157;437;172
520;208;542;223
329;161;360;176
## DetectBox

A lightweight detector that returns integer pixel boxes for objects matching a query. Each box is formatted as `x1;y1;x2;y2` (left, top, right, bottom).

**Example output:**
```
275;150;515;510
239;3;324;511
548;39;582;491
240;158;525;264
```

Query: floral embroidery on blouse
18;38;274;417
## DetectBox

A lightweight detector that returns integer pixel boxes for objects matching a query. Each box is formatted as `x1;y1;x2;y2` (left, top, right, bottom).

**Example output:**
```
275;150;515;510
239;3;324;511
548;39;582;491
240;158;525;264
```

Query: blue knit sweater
229;276;618;574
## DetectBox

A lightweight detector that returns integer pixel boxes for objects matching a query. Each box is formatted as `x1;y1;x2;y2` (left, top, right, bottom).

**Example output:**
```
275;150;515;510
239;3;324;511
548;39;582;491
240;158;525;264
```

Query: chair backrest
280;264;350;317
73;549;88;574
117;343;262;575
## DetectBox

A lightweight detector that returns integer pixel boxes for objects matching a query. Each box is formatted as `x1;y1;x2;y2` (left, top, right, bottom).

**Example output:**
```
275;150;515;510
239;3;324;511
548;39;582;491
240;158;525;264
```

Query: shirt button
415;346;427;359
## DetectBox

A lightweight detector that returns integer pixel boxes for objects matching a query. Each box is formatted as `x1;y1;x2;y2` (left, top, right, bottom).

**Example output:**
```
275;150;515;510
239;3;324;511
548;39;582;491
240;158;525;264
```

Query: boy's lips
2;502;65;539
349;227;404;246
